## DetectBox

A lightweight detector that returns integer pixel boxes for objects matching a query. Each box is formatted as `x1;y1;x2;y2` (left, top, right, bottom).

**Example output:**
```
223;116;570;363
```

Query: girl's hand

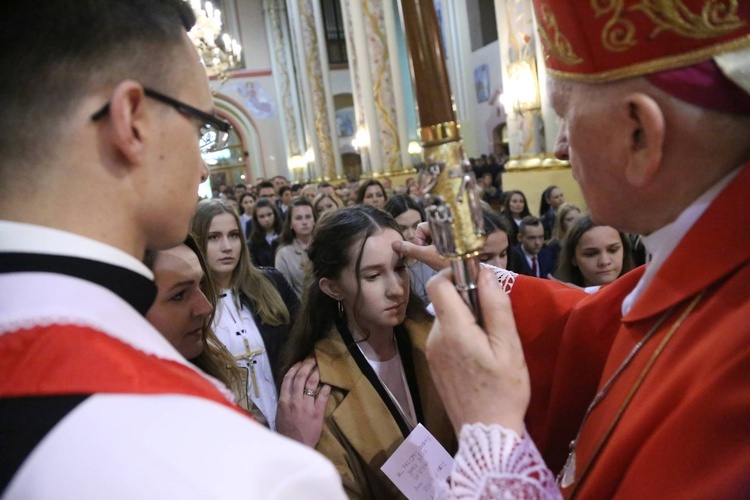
276;358;331;447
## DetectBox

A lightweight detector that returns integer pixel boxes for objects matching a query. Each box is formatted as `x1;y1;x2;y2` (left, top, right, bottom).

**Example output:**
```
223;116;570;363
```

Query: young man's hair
519;215;542;235
257;181;275;191
278;185;291;197
1;0;195;168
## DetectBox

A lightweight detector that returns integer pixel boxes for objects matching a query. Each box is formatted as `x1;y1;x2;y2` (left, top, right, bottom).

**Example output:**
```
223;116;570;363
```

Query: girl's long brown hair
192;199;290;326
554;213;635;286
279;205;428;380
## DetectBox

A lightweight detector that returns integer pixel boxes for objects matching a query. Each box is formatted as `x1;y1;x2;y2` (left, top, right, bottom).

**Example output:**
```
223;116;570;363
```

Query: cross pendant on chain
234;338;265;398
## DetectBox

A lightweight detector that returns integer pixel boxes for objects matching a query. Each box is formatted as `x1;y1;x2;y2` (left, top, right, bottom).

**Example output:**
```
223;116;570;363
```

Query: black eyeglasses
91;87;232;153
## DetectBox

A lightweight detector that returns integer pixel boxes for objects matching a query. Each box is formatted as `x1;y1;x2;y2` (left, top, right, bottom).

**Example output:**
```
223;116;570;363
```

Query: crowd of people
143;161;651;496
210;173;635;297
2;1;748;499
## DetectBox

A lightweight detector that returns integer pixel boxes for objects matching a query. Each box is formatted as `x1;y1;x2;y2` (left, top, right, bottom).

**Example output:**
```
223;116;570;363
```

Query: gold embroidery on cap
595;0;638;52
633;0;745;39
538;3;583;66
547;33;750;82
596;0;746;51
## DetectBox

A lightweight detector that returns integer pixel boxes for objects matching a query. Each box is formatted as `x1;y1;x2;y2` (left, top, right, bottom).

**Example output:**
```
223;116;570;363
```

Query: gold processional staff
399;0;486;321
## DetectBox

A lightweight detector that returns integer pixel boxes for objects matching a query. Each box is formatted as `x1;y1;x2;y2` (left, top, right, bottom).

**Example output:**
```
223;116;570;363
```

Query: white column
342;0;407;175
263;0;306;165
340;0;368;175
382;0;412;170
287;0;342;180
441;0;480;157
495;0;546;159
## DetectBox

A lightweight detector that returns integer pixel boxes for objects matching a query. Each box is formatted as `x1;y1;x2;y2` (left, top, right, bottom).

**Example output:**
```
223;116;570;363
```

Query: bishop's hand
391;222;448;272
425;267;529;436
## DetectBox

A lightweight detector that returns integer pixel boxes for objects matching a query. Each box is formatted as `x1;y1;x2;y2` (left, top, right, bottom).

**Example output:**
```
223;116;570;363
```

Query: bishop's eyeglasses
91;87;232;153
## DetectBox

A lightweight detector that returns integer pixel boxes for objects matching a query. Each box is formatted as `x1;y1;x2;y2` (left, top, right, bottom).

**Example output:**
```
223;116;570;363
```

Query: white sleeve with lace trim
433;265;559;499
437;424;561;500
426;265;517;317
483;264;518;294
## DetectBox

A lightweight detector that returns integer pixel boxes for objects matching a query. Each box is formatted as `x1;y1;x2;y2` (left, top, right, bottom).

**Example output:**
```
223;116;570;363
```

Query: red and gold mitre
532;0;750;82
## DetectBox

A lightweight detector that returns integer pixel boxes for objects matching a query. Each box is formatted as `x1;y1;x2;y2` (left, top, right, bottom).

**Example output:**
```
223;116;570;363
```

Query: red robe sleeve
508;271;644;473
507;275;587;458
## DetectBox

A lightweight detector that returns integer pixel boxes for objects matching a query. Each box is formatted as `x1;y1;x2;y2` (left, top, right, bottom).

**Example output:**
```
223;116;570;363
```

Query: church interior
192;0;584;215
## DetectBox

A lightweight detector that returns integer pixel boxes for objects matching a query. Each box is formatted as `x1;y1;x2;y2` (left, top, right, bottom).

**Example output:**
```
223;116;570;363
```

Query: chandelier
187;0;242;82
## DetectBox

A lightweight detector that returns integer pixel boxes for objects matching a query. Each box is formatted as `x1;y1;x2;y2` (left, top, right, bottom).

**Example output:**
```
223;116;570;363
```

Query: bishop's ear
622;92;665;188
318;277;341;301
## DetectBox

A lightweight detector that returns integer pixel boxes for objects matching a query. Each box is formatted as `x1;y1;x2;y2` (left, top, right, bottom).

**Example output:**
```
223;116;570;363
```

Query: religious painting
474;64;490;103
208;171;229;196
225;81;275;119
336;107;356;138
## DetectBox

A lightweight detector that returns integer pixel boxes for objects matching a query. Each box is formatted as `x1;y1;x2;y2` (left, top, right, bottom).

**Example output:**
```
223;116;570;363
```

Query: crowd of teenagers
214;175;640;294
2;1;748;498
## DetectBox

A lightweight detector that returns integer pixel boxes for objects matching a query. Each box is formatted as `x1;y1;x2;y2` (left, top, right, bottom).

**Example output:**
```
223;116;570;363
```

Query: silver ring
303;388;316;397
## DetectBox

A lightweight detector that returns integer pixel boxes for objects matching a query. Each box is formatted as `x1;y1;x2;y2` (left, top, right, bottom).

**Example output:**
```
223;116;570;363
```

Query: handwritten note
381;424;454;500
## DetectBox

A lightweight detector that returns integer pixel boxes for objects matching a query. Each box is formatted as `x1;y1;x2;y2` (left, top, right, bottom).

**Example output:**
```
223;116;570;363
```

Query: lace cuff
481;263;518;294
437;423;561;500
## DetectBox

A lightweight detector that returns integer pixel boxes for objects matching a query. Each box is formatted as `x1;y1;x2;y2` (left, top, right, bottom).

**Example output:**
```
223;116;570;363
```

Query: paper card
381;423;454;500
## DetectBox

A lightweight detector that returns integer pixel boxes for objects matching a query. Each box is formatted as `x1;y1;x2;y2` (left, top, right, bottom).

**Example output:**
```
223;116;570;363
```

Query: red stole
0;324;244;415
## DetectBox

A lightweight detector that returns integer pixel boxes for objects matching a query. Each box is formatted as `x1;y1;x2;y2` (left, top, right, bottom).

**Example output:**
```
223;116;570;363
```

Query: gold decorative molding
359;166;418;180
505;153;569;171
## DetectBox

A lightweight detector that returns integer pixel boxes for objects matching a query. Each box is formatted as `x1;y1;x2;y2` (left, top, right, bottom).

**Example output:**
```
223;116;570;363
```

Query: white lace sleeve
481;263;518;294
436;424;562;500
426;265;517;316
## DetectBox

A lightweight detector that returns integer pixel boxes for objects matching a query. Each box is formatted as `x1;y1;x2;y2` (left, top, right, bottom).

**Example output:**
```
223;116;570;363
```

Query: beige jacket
314;318;456;499
274;239;308;298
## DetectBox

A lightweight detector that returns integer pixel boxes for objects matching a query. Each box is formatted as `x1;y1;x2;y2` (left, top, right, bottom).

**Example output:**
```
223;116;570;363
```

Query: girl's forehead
356;229;401;265
209;212;238;228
